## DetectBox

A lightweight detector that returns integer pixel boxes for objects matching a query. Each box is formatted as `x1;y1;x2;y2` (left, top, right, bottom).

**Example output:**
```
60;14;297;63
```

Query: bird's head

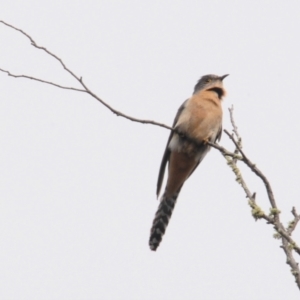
193;74;229;98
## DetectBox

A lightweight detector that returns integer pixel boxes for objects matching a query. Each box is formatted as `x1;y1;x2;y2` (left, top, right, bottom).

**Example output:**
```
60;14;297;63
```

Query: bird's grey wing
216;125;222;142
156;100;187;197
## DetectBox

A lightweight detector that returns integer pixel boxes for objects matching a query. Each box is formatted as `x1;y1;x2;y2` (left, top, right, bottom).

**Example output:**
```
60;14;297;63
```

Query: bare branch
207;140;241;159
225;110;300;288
228;106;241;141
228;106;242;166
0;68;86;92
0;20;176;132
287;207;300;235
224;129;278;216
77;77;175;130
0;20;81;82
276;225;300;256
281;236;300;287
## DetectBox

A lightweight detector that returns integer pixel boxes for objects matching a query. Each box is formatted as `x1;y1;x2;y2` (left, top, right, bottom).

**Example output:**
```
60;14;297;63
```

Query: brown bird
149;74;229;251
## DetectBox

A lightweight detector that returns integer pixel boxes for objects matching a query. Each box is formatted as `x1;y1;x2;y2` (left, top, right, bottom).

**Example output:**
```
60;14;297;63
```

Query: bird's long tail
149;192;179;251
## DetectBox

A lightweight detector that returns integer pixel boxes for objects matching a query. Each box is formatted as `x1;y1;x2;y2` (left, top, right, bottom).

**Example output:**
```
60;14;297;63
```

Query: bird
149;74;229;251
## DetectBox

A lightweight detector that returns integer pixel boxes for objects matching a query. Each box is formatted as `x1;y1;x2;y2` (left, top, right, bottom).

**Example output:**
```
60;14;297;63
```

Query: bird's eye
206;79;211;83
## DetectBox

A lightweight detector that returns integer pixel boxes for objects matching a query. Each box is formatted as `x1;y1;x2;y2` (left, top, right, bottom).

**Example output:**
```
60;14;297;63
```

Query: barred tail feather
149;192;179;251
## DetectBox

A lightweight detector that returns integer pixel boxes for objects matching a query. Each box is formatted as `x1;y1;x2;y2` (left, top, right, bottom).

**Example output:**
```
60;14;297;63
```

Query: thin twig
287;207;300;235
78;77;175;130
0;20;82;83
0;68;86;92
207;141;241;159
228;106;242;164
228;106;241;141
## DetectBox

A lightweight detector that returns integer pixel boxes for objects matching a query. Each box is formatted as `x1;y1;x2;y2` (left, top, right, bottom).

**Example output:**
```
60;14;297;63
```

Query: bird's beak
219;74;229;81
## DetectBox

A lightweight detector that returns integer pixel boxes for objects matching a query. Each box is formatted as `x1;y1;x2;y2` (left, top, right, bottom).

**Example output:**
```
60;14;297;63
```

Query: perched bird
149;74;229;251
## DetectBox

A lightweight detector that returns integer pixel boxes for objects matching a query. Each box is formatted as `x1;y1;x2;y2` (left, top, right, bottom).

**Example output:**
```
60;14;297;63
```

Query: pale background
1;1;300;299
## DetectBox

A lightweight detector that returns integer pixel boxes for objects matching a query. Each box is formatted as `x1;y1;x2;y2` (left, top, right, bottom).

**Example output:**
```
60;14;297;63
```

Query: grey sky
1;1;300;299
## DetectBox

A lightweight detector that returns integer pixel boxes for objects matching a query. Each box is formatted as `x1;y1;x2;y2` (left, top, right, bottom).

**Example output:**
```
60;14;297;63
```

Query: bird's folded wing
156;100;187;197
